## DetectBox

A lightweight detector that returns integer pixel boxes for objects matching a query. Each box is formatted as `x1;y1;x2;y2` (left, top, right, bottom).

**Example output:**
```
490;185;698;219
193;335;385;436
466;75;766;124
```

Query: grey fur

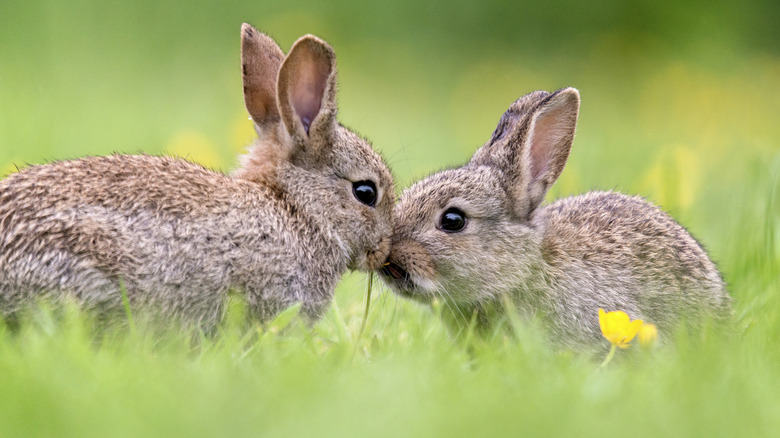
379;88;730;349
0;24;394;328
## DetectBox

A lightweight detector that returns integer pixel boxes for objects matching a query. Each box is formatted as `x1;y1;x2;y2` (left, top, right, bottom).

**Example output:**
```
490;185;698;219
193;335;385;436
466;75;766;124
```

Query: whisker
441;287;469;323
434;286;469;336
373;282;395;340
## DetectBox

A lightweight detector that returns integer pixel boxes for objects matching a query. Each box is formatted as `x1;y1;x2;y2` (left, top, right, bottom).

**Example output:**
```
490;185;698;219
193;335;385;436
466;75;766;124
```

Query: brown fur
379;88;731;349
0;24;395;328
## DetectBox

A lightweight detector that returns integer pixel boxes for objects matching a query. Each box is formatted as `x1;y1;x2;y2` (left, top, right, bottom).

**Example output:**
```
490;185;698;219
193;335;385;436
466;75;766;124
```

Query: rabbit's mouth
379;261;423;299
381;262;409;283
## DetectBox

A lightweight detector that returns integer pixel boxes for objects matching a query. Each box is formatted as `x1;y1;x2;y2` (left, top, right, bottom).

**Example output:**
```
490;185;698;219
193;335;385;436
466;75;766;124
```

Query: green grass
1;0;780;436
1;269;779;437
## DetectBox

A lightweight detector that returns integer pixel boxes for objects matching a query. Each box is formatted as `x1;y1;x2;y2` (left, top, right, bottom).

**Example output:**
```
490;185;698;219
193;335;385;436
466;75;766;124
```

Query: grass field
1;1;779;436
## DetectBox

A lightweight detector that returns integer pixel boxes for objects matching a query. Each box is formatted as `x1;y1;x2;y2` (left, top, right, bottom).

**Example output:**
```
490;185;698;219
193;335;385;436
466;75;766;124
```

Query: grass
0;263;778;438
1;0;780;436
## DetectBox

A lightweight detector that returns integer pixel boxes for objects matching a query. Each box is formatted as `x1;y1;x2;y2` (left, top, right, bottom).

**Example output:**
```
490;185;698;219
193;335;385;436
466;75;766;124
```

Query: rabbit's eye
353;181;377;207
439;208;466;232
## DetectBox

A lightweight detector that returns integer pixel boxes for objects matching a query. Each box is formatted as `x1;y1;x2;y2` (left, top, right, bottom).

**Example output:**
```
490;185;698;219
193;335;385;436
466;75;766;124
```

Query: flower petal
622;319;644;343
638;323;659;346
599;309;608;335
598;309;647;348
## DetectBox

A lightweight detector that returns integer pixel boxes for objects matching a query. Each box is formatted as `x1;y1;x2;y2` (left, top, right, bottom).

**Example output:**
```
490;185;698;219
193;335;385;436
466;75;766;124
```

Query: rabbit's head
235;24;394;271
380;88;580;308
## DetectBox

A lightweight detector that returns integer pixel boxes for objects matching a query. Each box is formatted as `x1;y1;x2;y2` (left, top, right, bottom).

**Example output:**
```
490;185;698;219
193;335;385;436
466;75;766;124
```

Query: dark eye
439;207;466;232
352;181;377;207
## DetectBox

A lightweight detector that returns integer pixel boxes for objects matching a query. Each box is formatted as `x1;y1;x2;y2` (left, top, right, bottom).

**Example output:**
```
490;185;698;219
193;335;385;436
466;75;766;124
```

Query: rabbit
378;87;731;349
0;23;395;329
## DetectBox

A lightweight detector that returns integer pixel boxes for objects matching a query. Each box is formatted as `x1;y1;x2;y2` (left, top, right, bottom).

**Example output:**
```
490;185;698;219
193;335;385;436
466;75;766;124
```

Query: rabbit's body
1;155;343;324
532;191;727;346
380;88;730;348
0;25;394;327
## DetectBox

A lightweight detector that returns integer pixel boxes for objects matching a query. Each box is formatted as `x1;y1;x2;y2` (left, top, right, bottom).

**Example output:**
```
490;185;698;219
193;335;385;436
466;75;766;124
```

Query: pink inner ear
528;114;557;181
291;56;329;134
527;99;577;182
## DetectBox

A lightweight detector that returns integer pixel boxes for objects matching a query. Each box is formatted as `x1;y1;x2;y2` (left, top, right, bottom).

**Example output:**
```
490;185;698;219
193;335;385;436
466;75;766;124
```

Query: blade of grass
357;272;374;340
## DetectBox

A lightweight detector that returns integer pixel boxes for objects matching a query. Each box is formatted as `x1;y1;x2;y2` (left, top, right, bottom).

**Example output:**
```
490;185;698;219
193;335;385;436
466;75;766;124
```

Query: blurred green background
1;1;779;436
2;0;778;258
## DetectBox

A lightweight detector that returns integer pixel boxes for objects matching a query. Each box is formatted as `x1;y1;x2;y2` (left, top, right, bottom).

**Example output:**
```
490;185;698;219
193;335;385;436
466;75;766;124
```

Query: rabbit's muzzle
379;260;417;299
379;261;418;299
361;236;392;271
377;239;437;300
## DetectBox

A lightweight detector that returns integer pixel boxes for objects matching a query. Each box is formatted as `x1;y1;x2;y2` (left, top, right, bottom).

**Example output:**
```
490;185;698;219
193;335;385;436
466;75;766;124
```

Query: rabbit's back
536;191;730;342
0;155;340;323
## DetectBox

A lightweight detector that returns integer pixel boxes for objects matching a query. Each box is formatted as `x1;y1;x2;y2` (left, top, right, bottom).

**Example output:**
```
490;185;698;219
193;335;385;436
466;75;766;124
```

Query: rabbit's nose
364;236;391;271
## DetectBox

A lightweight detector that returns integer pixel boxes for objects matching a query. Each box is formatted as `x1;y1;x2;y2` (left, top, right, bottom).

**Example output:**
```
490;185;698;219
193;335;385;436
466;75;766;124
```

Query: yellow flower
598;309;643;349
638;322;659;347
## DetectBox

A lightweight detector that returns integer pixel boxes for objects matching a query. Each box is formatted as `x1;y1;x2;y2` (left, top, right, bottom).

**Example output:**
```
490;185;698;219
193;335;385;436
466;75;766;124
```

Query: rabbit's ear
473;88;580;218
277;35;337;143
521;88;579;209
240;23;285;129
